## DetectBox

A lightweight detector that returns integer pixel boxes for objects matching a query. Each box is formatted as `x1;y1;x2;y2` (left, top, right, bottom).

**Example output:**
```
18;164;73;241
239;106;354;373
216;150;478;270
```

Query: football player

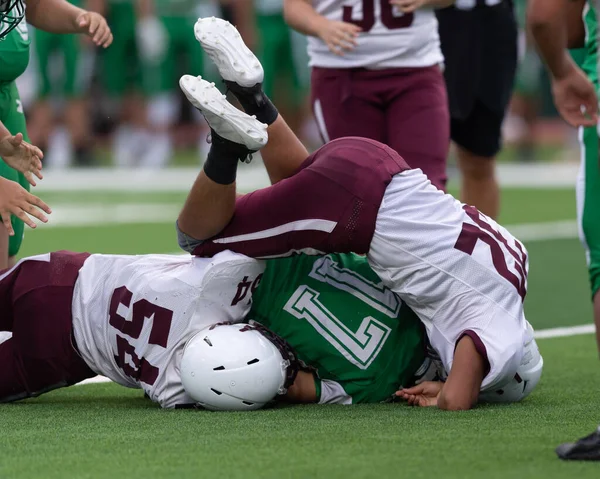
0;0;111;269
177;18;543;411
283;0;453;190
527;0;600;461
0;248;431;408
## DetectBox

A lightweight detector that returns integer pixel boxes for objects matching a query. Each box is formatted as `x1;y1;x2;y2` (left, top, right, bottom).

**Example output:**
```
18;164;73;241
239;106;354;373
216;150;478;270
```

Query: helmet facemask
0;0;25;41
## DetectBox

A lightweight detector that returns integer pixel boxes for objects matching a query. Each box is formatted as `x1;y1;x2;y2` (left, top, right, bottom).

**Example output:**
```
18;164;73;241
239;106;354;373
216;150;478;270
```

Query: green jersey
250;253;426;405
583;2;599;89
0;18;30;85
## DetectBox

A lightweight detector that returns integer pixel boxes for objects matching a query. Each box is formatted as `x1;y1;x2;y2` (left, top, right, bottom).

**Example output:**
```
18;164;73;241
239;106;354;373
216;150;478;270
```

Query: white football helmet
180;323;295;411
480;322;543;403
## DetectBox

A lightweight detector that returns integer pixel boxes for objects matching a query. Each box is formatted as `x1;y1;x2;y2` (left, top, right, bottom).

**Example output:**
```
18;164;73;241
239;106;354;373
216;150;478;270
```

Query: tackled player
177;17;544;411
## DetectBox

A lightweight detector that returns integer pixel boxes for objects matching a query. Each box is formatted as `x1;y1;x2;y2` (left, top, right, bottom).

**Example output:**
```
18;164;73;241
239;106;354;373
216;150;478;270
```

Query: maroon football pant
311;65;449;190
193;137;409;258
0;252;95;402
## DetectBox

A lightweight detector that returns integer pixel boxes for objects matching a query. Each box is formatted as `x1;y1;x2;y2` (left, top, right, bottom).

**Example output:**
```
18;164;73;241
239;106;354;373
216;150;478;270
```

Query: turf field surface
2;166;599;479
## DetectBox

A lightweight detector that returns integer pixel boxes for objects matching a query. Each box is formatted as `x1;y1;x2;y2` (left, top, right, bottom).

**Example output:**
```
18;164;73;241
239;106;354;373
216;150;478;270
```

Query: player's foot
179;75;267;151
194;17;263;88
556;427;600;461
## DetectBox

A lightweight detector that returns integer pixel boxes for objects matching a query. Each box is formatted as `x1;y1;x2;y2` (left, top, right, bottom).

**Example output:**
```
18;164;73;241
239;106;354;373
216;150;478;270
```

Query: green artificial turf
4;185;599;478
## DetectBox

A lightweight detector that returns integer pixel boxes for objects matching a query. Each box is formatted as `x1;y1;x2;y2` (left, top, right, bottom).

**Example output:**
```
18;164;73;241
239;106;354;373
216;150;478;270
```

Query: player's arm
397;335;485;410
437;335;485;410
25;0;113;47
565;0;586;48
390;0;455;14
527;0;597;126
284;0;362;55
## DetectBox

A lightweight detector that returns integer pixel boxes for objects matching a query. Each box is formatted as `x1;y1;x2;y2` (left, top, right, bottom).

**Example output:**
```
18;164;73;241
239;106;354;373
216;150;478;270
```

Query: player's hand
0;177;51;235
76;11;113;48
389;0;426;13
551;61;598;128
395;381;443;407
316;19;361;56
0;133;44;187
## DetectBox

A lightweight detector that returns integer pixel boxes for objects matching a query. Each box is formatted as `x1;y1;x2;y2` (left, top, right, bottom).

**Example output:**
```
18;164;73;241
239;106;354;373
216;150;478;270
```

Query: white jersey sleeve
72;251;265;408
370;169;531;393
318;379;352;405
307;0;442;68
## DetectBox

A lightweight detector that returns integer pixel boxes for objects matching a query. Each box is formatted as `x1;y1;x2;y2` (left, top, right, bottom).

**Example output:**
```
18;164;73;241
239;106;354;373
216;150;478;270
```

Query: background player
176;17;543;411
97;0;148;166
29;0;95;168
0;0;111;269
283;0;452;190
436;0;518;218
527;0;600;461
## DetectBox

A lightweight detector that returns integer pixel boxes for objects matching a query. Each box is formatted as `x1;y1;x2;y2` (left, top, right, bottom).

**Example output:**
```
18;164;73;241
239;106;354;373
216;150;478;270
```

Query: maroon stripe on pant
193;138;409;259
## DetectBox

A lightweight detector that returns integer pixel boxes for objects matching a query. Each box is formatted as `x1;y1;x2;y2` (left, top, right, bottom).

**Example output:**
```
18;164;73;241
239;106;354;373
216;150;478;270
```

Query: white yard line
506;220;578;242
42;203;180;228
35;163;580;192
533;324;596;339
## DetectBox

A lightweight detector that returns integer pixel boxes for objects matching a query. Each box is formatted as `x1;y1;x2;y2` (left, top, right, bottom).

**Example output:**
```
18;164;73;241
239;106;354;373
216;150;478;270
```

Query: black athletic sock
203;130;251;185
225;80;278;126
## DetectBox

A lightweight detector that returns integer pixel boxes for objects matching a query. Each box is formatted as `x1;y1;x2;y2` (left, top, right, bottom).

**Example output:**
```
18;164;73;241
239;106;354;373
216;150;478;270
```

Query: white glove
136;16;168;63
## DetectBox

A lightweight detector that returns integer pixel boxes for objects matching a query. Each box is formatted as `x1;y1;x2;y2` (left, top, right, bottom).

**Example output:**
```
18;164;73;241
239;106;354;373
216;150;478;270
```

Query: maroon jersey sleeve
192;137;410;259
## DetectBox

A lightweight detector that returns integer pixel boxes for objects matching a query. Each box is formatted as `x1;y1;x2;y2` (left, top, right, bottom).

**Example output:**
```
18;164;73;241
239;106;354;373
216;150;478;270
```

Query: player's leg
384;66;450;191
452;102;502;219
101;2;148;166
577;126;600;355
28;28;55;152
0;82;31;268
140;15;179;168
310;67;386;147
179;95;407;258
178;77;267;240
0;255;96;402
456;4;517;219
194;17;308;184
62;32;93;166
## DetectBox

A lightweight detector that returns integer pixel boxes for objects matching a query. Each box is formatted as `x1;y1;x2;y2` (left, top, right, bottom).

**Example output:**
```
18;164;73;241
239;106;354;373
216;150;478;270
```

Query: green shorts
142;16;212;95
0;81;30;257
100;2;142;96
577;125;600;298
34;29;89;98
256;14;309;104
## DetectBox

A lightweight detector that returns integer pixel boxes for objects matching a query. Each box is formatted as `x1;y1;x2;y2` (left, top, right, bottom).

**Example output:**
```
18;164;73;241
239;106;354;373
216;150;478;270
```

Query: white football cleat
179;75;267;150
194;17;263;88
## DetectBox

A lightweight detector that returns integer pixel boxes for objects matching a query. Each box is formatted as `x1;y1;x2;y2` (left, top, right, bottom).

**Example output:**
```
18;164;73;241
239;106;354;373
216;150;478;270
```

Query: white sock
113;125;135;167
46;127;73;169
140;132;172;168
